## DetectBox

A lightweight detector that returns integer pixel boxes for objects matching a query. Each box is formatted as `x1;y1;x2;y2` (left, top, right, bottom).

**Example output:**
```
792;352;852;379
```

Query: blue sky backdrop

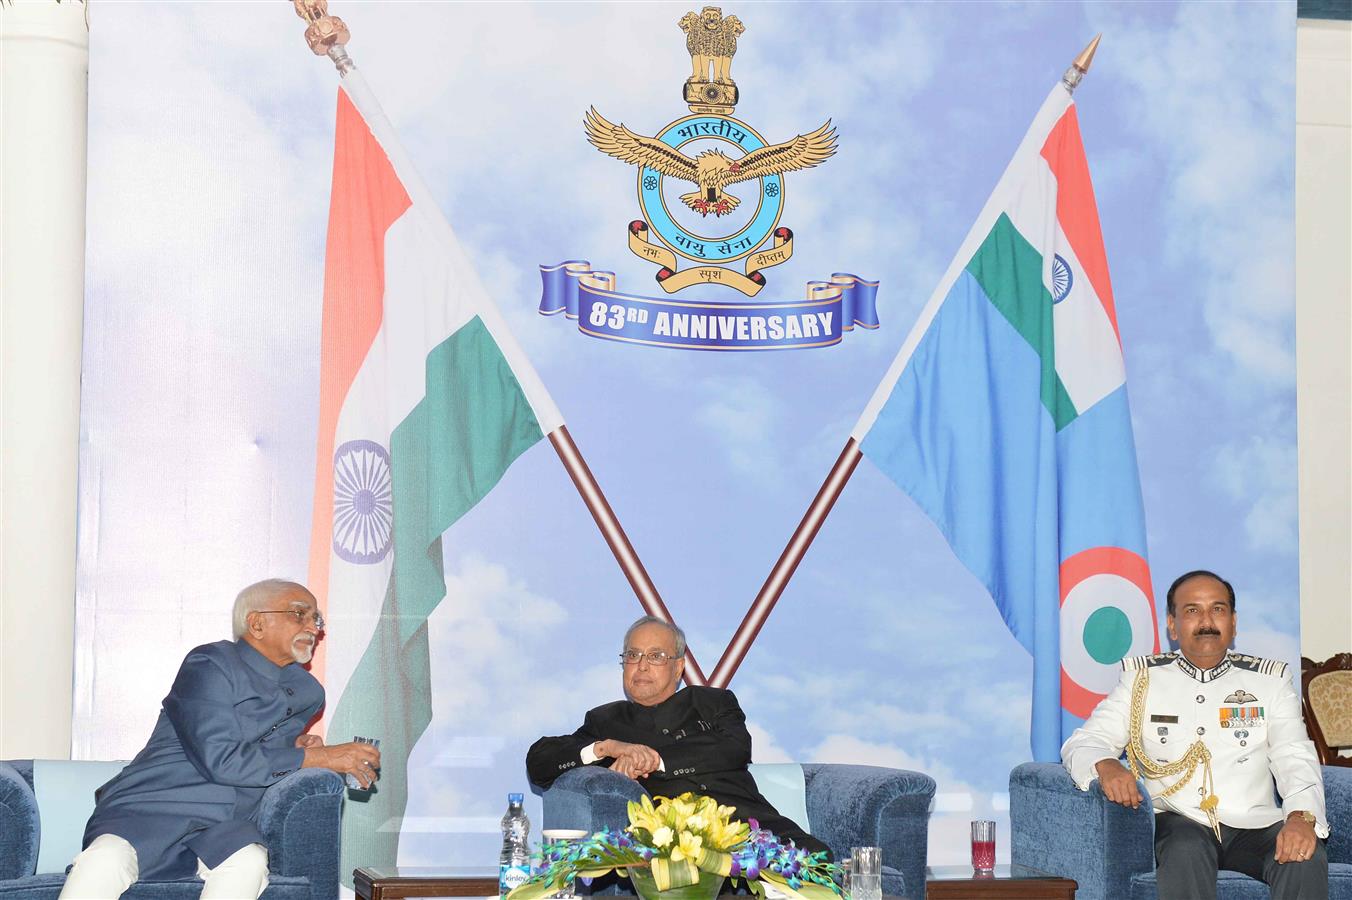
75;0;1296;869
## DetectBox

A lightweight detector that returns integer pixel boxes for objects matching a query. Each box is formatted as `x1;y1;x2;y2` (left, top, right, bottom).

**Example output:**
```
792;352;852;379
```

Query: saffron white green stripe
314;71;562;884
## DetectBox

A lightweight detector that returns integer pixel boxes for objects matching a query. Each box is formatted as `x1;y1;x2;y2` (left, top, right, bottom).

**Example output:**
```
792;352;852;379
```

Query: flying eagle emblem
584;107;837;218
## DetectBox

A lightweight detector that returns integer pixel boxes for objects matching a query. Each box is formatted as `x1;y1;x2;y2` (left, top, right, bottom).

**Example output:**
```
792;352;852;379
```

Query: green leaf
754;874;843;900
666;857;701;889
651;857;671;890
696;848;733;877
506;880;561;900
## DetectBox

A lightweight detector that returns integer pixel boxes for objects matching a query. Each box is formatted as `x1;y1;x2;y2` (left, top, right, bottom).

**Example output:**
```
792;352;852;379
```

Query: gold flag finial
1062;34;1102;94
1073;34;1102;74
294;0;354;74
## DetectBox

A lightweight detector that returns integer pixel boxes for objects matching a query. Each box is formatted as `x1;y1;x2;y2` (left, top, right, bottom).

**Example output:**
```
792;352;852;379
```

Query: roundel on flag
1060;546;1160;718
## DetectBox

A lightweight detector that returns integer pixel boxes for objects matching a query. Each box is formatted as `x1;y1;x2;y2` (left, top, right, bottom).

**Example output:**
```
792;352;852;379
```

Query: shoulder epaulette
1122;652;1177;671
1228;653;1288;677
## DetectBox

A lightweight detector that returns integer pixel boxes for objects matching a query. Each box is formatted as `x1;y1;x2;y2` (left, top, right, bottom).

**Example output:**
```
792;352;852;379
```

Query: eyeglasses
619;650;682;666
255;608;326;630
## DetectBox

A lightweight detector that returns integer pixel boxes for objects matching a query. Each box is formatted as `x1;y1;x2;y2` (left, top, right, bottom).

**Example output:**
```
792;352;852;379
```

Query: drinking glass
849;846;881;900
970;820;996;872
344;736;380;791
541;829;587;899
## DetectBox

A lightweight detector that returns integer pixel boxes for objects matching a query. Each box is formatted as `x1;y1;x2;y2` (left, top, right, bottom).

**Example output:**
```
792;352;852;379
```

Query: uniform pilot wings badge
538;7;880;351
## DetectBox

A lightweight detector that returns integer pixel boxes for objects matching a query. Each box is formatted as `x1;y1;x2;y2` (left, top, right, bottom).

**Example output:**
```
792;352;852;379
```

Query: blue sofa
0;759;344;899
539;763;936;900
1009;761;1352;899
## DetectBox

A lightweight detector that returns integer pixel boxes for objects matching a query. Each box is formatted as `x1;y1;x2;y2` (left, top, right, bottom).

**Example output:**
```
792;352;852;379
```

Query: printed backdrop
74;0;1298;871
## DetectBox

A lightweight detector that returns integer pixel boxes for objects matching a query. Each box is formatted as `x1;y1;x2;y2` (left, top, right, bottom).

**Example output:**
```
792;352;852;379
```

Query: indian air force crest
539;7;880;351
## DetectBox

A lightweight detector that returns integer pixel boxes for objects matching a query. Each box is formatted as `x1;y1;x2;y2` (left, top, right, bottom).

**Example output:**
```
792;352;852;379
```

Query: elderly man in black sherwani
59;579;382;899
526;615;829;856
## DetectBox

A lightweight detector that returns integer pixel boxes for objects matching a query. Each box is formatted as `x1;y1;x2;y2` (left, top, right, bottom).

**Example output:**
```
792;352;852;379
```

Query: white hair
232;579;312;639
623;615;687;657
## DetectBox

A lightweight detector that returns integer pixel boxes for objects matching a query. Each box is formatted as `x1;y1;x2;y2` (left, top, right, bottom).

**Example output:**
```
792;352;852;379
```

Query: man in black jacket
525;615;828;856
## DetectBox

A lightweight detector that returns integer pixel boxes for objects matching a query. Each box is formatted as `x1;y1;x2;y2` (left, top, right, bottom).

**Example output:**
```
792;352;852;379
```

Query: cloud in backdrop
76;0;1296;868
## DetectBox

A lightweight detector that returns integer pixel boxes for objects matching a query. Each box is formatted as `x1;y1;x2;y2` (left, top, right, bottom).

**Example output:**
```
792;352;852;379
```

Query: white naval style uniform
1063;650;1329;839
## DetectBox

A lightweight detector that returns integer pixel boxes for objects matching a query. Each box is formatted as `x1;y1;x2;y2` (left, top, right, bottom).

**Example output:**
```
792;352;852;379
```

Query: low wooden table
354;866;500;899
925;864;1077;899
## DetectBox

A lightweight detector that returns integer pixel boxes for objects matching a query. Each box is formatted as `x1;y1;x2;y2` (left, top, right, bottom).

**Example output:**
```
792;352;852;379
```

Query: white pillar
0;0;89;758
1295;19;1352;662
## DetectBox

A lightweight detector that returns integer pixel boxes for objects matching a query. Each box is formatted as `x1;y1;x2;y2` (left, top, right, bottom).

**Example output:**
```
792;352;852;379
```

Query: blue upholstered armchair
0;759;344;900
1009;762;1352;900
539;763;936;900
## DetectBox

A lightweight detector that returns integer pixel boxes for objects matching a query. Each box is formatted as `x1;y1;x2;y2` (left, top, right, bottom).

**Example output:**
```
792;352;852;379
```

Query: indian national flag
852;83;1158;760
307;72;563;880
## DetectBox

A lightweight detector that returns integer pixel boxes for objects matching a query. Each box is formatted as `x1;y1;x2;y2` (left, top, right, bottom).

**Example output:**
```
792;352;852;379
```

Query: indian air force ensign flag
852;83;1158;760
307;73;563;879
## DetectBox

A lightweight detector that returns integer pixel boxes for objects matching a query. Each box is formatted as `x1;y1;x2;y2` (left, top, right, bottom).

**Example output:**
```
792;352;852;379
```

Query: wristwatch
1290;810;1317;826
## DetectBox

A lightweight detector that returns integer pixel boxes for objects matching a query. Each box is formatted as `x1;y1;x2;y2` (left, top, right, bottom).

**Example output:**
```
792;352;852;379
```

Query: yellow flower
704;817;750;851
631;793;751;855
669;795;698;822
670;831;704;863
627;795;663;836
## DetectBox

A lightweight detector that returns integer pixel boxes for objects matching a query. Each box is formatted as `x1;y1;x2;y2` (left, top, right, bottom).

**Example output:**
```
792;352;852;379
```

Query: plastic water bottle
498;792;531;897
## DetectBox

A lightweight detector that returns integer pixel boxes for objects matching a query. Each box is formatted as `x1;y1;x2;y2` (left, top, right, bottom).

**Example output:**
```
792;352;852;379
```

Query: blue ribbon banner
538;261;879;351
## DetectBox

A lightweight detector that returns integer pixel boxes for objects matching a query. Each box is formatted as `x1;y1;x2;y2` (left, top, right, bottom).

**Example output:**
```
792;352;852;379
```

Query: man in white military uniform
1062;570;1328;900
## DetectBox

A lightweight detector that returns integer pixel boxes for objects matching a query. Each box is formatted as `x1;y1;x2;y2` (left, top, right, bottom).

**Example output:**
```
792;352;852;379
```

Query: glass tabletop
357;866;499;880
926;864;1064;881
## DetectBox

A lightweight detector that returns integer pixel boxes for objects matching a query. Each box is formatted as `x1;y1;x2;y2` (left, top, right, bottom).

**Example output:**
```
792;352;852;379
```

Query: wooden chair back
1302;653;1352;766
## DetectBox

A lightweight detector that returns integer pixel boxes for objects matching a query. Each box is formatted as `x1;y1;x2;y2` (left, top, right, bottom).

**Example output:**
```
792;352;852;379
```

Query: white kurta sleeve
1061;666;1135;790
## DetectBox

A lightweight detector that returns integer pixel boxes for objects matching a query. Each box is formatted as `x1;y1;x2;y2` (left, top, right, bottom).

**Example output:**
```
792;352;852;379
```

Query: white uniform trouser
59;833;270;899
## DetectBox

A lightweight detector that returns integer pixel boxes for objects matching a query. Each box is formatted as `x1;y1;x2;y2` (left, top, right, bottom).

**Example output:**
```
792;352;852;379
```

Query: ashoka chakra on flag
1051;253;1073;304
332;439;393;564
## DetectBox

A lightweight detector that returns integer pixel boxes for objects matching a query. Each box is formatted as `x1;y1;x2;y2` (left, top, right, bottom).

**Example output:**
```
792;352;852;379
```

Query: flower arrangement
507;793;843;900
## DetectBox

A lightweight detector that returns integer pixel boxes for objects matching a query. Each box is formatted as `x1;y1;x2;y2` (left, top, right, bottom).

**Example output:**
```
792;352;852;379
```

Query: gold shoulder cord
1124;667;1222;841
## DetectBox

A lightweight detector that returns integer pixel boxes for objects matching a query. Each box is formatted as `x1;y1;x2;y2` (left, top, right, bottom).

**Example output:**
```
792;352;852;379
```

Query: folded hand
597;740;662;780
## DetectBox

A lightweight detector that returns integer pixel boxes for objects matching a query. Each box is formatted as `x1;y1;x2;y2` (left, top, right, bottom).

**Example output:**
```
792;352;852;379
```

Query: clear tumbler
970;820;996;872
849;846;881;900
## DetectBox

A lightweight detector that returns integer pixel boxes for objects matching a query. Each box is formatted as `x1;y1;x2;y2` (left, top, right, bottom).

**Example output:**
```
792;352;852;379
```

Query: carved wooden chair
1302;653;1352;767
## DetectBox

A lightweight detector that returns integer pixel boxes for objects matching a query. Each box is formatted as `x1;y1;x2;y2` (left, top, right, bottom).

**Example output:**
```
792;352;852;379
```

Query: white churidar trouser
58;833;270;899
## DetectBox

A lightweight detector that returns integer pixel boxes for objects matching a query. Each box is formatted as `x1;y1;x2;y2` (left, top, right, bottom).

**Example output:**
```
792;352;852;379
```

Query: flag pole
707;440;862;687
707;35;1105;689
293;0;708;687
550;427;707;685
